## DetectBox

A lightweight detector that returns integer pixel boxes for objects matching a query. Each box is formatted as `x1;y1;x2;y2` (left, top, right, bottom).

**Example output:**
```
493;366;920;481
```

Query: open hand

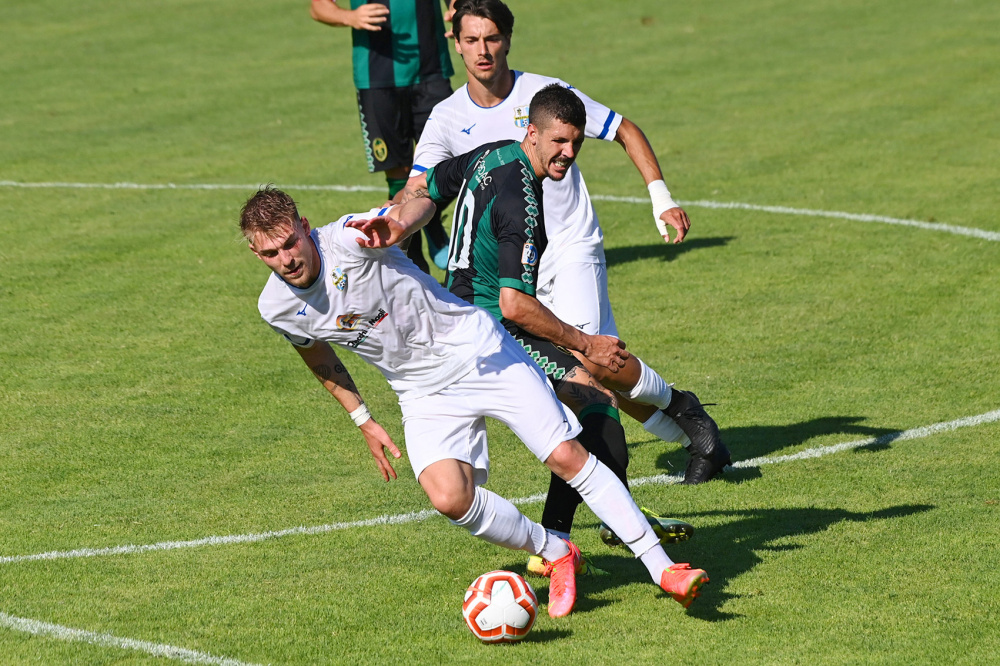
657;206;691;244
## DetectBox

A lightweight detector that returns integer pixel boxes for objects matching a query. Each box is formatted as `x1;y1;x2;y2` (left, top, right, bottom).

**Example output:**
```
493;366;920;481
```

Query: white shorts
400;336;583;485
536;261;618;337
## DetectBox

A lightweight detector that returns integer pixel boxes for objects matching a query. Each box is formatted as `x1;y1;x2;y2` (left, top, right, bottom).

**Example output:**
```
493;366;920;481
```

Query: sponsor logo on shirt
514;105;529;129
461;123;476;135
296;304;308;316
336;314;364;331
474;153;493;190
345;308;389;348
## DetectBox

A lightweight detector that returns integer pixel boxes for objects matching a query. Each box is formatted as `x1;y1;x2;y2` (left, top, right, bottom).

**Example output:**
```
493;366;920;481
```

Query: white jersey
411;71;623;282
258;207;506;401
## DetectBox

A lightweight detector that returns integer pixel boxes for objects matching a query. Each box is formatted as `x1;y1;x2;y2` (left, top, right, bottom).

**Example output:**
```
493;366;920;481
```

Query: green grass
1;0;999;663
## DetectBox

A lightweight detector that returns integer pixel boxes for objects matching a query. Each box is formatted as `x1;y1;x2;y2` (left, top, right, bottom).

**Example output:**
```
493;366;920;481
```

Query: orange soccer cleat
659;563;709;609
546;539;582;618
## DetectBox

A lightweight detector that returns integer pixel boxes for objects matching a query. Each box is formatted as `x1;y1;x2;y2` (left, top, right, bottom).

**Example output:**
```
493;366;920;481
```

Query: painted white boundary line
631;408;1000;489
0;612;262;666
0;180;384;193
590;194;1000;242
2;180;997;241
3;409;998;566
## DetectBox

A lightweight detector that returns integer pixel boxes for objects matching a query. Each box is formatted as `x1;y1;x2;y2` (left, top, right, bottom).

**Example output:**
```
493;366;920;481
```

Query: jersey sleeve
426;141;516;203
266;322;316;348
410;106;454;176
425;145;488;203
493;180;543;297
334;208;392;260
567;85;623;142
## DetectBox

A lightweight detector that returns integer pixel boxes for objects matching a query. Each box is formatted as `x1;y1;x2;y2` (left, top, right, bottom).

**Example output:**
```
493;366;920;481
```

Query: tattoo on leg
557;367;617;412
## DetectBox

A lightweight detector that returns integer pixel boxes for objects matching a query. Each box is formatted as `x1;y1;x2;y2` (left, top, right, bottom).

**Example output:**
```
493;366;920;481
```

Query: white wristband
349;402;372;427
647;179;678;237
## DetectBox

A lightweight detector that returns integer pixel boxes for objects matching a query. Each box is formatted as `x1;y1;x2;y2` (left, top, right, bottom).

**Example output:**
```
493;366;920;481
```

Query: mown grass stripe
2;409;997;566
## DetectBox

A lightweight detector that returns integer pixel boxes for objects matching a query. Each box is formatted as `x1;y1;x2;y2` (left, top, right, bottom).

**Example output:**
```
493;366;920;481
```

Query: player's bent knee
543;440;590;481
425;485;474;520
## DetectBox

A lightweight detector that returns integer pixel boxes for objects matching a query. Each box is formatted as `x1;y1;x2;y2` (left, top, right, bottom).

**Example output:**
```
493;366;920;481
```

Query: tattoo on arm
310;363;359;393
401;185;429;203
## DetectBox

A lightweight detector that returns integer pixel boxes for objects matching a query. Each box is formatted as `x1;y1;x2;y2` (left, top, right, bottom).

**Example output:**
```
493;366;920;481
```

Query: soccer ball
462;570;538;643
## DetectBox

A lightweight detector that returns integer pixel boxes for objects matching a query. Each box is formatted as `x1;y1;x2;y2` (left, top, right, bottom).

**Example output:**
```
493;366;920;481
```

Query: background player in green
403;85;695;574
310;0;454;272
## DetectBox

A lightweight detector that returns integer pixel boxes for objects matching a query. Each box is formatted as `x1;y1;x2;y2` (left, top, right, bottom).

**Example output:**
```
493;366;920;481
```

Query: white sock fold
643;410;692;448
451;486;550;556
623;359;672;409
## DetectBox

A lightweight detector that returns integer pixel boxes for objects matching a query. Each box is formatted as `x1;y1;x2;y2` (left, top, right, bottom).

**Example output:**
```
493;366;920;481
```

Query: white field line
590;194;1000;242
0;612;262;666
2;179;997;241
3;409;999;566
0;180;384;193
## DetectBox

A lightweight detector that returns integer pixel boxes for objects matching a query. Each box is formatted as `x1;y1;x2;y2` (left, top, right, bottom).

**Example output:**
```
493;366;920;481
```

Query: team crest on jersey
372;138;388;162
513;105;530;129
521;240;538;267
336;313;363;331
331;266;348;291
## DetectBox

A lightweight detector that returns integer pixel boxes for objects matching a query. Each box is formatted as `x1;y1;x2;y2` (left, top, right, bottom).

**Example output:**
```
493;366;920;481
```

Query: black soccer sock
541;405;629;535
386;176;407;199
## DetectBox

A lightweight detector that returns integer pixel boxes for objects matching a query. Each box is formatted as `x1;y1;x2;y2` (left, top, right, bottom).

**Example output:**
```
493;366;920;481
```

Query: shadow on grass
653;415;901;481
605;236;734;267
509;504;933;622
522;628;573;643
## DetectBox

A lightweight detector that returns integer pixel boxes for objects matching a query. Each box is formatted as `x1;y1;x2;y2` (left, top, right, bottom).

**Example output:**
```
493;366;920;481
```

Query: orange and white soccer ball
462;570;538;643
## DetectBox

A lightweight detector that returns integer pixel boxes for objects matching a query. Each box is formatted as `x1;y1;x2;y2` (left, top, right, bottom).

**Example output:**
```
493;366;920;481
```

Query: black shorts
356;78;453;173
511;329;584;387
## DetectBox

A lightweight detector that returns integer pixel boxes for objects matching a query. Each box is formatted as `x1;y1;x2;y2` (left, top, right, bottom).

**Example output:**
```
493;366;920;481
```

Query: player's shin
566;453;669;582
541;405;629;536
452;486;569;561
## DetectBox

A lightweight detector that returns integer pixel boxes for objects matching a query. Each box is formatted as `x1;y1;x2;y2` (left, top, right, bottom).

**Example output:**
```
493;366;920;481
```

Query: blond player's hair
239;185;302;243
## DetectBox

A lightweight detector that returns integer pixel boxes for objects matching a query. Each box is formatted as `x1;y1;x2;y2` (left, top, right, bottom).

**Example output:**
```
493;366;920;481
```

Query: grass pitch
1;0;998;663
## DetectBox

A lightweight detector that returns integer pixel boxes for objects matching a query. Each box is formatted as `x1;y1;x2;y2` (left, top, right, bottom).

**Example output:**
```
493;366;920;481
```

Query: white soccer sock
566;454;662;579
643;410;692;448
639;544;674;580
451;486;566;559
622;359;672;409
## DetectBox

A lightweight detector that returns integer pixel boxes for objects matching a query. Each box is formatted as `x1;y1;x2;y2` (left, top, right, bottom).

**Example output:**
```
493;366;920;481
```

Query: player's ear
247;236;262;260
300;217;311;234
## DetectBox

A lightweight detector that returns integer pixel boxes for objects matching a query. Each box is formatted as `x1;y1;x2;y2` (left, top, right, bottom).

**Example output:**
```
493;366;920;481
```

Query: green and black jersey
426;140;546;334
350;0;454;90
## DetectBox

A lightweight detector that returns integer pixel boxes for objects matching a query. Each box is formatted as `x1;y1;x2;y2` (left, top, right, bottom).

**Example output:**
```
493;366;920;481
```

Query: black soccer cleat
663;389;731;484
598;508;695;548
681;445;731;484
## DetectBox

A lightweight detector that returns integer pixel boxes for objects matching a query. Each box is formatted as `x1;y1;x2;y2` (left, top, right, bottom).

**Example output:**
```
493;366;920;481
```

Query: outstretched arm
347;197;437;249
310;0;389;31
294;341;401;481
614;117;691;244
